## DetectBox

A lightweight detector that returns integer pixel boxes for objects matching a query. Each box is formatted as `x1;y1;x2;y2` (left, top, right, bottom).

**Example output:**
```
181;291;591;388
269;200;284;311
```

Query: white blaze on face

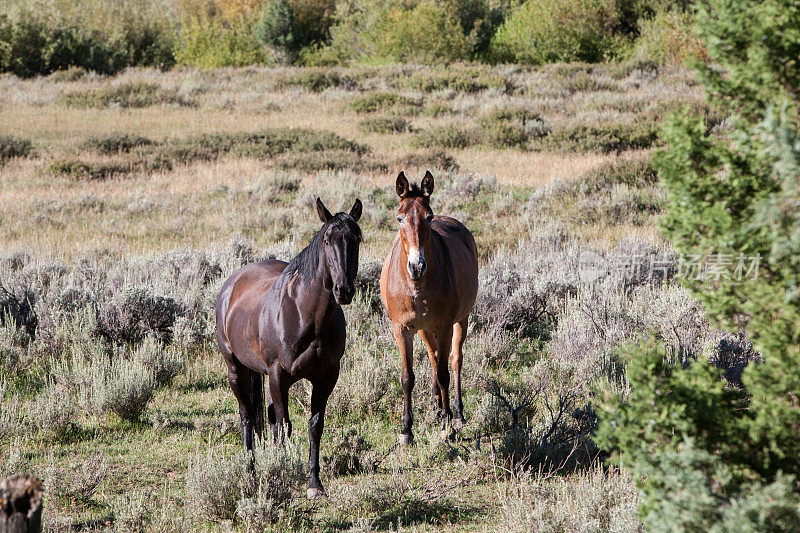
407;246;425;276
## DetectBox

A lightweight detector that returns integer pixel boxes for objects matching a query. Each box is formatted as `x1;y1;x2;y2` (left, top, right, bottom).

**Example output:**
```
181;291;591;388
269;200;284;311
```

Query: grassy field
0;61;735;531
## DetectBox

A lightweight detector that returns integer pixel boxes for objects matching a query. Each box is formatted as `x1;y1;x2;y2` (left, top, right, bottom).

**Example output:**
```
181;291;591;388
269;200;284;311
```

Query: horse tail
250;370;265;439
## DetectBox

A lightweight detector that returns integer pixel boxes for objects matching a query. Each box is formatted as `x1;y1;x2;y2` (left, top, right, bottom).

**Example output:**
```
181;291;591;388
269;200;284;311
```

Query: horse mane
403;183;428;199
284;212;362;282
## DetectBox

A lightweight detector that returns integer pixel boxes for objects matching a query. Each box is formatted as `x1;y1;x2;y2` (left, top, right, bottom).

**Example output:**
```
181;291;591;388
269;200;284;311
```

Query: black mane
403;182;428;198
284;212;362;281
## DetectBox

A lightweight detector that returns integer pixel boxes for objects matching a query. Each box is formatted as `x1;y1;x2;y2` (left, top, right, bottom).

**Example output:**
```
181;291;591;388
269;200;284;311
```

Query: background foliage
596;0;800;530
0;0;701;73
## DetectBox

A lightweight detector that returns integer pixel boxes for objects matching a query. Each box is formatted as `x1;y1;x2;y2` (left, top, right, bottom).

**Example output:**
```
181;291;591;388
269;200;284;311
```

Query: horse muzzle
407;259;427;281
333;284;355;305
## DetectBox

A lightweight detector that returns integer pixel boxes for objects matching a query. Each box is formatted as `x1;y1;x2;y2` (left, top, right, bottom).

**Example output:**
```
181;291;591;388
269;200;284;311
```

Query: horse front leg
393;322;416;445
307;364;339;498
419;329;443;415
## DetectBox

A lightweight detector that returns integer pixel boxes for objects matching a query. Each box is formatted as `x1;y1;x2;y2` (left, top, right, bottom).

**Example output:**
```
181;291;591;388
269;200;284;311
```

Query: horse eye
425;215;433;222
396;216;404;223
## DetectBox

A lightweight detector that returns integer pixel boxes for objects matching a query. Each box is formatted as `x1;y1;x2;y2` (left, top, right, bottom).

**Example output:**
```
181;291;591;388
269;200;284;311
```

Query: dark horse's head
314;197;363;305
395;170;434;282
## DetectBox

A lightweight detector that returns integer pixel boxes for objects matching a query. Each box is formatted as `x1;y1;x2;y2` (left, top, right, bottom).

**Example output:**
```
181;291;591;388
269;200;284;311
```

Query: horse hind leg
225;357;263;451
268;368;292;441
450;317;468;429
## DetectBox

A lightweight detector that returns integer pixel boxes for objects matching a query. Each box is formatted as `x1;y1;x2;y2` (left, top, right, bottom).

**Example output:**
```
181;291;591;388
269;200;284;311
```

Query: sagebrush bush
46;452;108;507
325;428;375;476
0;136;32;162
61;81;192;108
97;287;181;345
277;68;359;91
98;355;157;421
539;120;659;153
477;107;550;148
498;464;641;531
404;68;510;93
80;134;155;155
395;149;459;172
29;381;77;441
357;116;411;134
188;440;305;523
490;0;628;64
134;335;184;387
349;92;418;114
414;124;476;149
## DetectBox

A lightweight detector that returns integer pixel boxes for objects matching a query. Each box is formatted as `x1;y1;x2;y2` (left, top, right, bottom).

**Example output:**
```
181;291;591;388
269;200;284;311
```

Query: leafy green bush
0;5;174;77
253;0;336;63
597;0;800;529
631;9;706;65
319;0;471;65
0;136;32;162
61;81;192;108
357;116;410;134
174;16;266;68
490;0;628;64
366;1;470;64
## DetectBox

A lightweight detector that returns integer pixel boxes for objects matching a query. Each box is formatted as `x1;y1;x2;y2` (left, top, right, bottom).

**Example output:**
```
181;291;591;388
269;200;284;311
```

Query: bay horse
380;171;478;445
215;197;362;498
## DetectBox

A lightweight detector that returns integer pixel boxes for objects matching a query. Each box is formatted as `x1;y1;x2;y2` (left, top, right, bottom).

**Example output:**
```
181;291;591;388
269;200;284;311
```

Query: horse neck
288;251;336;323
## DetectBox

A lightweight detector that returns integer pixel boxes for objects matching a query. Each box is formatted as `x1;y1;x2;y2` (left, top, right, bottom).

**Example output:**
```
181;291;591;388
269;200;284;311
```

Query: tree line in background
0;0;698;76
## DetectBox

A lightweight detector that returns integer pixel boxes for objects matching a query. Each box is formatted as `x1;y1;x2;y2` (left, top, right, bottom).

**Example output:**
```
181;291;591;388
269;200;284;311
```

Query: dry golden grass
0;63;699;258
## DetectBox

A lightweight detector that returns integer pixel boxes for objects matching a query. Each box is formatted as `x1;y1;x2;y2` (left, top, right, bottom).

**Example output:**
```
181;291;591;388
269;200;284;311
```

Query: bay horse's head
315;197;363;305
395;170;434;282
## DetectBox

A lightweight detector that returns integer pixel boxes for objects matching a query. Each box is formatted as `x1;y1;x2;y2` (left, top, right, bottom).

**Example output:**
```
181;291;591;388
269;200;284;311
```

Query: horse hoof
307;487;326;499
398;433;414;446
452;418;465;431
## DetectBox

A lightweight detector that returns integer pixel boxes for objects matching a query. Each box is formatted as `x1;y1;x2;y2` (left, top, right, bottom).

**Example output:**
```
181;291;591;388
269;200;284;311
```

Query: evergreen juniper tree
595;0;800;530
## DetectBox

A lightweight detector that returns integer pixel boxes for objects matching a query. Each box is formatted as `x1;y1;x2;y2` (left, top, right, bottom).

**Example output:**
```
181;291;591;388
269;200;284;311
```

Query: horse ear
316;197;332;223
349;198;362;222
396;171;409;198
421;170;434;197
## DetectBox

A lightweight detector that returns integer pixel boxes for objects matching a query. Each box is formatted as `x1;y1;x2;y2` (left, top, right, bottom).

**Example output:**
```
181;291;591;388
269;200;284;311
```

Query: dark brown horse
216;198;362;498
380;171;478;445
